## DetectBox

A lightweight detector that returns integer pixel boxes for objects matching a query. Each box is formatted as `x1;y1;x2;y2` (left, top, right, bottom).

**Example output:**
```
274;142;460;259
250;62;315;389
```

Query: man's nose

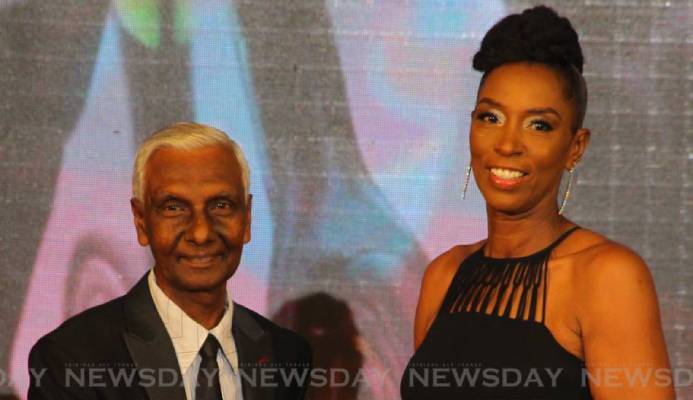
494;123;524;156
186;211;214;245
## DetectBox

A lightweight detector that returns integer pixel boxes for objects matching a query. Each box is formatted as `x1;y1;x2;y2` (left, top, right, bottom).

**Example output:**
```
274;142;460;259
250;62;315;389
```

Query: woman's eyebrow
476;97;503;108
476;97;563;121
526;107;562;120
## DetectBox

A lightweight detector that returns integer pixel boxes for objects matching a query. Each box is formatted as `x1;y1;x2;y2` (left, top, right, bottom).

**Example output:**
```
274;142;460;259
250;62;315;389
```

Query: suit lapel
122;274;187;400
233;304;273;400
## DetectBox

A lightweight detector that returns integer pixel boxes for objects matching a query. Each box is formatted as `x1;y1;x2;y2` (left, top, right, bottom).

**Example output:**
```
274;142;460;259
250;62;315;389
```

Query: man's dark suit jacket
28;274;312;400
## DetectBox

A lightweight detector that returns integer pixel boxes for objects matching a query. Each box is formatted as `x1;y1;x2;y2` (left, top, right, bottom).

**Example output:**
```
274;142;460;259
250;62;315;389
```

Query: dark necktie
196;334;223;400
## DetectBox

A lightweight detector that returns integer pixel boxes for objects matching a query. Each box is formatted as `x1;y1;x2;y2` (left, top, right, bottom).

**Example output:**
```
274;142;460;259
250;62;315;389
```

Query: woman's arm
413;245;475;350
579;243;675;399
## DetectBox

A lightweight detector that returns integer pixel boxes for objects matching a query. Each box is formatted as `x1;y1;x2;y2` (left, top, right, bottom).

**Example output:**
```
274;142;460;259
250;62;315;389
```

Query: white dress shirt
148;269;243;400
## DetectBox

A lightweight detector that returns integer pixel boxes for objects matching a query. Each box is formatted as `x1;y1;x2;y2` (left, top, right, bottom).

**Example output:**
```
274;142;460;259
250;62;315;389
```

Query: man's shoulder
27;292;147;398
31;295;128;360
233;302;312;365
234;302;309;347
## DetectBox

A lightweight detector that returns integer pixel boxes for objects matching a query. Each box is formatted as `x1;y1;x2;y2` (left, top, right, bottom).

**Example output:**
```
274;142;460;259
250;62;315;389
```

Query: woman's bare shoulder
554;227;610;259
565;228;650;278
566;228;657;311
423;241;485;284
417;241;484;314
567;230;672;398
414;240;485;348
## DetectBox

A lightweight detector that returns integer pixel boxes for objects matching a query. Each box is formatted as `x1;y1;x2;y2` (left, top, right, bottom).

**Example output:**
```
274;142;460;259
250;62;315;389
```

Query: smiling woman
470;62;588;216
401;6;674;400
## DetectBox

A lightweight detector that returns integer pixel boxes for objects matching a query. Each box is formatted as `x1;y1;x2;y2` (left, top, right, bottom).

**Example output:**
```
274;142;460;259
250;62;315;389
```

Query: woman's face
469;62;589;216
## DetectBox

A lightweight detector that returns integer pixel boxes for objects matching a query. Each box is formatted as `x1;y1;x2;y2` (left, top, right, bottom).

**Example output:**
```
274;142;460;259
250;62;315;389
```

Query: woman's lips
488;167;528;190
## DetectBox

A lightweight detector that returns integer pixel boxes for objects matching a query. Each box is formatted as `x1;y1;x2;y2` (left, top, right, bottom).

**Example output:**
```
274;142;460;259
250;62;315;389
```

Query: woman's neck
484;204;572;259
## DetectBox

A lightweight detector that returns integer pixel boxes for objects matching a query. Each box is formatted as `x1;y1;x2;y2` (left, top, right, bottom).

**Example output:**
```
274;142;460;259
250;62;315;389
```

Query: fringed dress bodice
401;227;593;399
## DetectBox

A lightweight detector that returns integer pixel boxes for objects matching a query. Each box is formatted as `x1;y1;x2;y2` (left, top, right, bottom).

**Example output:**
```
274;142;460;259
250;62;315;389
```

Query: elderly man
28;123;311;400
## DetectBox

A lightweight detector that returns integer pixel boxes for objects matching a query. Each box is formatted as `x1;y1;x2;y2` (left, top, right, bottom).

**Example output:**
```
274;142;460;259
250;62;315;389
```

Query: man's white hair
132;122;250;203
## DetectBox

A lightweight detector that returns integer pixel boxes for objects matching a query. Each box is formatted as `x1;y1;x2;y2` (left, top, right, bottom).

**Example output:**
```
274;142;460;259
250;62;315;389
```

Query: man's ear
243;194;252;244
130;198;150;247
568;128;591;168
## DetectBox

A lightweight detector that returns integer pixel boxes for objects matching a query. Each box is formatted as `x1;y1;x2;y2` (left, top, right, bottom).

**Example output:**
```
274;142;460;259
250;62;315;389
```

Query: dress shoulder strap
544;225;581;253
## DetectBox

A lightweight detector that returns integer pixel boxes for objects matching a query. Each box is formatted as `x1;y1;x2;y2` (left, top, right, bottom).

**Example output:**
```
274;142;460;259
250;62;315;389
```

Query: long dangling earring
462;164;472;199
558;166;575;215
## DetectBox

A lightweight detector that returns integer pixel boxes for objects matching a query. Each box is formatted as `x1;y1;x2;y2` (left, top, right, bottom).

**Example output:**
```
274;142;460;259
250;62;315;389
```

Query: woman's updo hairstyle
473;6;587;131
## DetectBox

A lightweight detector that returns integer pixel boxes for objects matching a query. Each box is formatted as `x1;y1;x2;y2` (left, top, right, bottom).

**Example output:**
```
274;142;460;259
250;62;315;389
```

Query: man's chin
162;268;231;292
154;261;238;294
176;274;231;293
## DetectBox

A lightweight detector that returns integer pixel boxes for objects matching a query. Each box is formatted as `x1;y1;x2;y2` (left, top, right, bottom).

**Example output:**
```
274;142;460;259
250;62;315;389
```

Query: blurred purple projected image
6;2;504;397
2;1;690;399
6;2;505;397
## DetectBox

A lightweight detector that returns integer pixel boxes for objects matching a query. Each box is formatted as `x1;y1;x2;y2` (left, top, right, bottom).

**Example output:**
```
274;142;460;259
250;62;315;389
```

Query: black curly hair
473;6;587;131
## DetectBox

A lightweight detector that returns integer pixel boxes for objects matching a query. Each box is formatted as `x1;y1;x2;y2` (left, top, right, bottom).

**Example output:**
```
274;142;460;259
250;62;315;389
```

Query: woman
400;6;674;399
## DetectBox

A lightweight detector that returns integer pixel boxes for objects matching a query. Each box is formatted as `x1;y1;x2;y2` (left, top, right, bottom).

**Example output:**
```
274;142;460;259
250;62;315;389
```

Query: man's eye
210;200;236;215
214;201;230;209
160;202;185;215
529;119;554;132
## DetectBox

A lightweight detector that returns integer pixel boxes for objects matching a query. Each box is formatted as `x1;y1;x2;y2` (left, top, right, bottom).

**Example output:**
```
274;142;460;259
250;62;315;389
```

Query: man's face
131;144;251;298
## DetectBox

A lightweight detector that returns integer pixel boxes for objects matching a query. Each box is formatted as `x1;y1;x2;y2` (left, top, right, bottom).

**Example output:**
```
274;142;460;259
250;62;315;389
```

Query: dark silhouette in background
236;4;428;395
275;293;363;400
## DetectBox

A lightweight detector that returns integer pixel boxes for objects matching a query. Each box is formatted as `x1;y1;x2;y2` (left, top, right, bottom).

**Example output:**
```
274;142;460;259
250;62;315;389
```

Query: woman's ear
568;128;591;168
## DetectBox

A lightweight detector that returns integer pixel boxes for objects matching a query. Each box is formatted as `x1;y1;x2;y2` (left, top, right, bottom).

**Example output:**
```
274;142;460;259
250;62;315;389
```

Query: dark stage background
0;0;690;398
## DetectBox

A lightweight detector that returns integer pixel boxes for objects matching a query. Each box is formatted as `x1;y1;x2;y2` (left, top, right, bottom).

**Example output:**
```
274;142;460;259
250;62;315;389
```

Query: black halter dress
401;227;592;399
